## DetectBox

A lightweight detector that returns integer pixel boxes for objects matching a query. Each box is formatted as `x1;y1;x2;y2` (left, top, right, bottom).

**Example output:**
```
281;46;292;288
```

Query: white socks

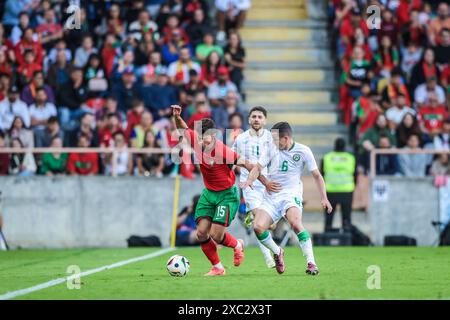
299;238;316;265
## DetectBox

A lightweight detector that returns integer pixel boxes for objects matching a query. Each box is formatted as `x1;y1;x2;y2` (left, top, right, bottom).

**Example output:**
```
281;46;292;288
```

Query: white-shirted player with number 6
239;121;332;275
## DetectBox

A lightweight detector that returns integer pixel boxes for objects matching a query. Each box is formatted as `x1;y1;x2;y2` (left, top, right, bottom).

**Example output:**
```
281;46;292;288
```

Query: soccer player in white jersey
232;106;281;268
240;121;332;275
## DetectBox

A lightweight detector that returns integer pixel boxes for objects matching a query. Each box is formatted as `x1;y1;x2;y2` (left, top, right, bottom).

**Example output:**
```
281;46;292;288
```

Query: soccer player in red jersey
171;105;280;276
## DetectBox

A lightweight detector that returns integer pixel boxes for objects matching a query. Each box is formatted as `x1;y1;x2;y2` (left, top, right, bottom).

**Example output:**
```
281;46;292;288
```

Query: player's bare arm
311;169;332;214
171;105;188;129
235;158;281;193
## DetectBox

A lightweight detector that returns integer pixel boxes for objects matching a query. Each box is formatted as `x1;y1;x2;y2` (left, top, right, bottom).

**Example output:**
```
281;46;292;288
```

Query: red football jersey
185;129;238;191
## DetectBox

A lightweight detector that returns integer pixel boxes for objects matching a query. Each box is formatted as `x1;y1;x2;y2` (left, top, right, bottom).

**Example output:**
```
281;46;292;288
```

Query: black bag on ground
384;235;417;246
350;224;372;246
127;235;162;247
439;222;450;246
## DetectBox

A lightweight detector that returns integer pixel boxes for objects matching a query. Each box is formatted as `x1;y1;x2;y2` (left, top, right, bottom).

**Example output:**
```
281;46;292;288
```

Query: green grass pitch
1;247;449;299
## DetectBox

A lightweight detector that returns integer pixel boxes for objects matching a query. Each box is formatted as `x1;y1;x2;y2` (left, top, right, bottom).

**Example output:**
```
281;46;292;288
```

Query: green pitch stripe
0;247;175;300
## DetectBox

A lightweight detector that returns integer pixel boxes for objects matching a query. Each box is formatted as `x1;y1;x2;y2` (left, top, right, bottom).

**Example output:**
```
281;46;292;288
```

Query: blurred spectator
342;46;372;100
46;39;72;66
176;194;201;246
434;28;450;69
35;8;63;50
39;136;67;176
187;92;211;129
432;119;450;150
10;11;31;46
196;32;223;62
141;69;178;122
66;112;99;148
417;91;448;136
374;35;399;79
427;3;450;46
226;112;244;145
128;9;159;41
410;48;440;94
186;8;211;49
67;134;99;176
74;35;98;69
5;115;34;148
200;50;222;87
57;67;88;131
98;113;123;148
430;153;450;176
179;68;205;106
352;85;381;142
130;110;160;148
29;87;57;147
8;137;36;176
167;45;201;86
96;95;121;130
46;49;71;91
162;28;192;65
398;134;428;177
111;69;141;113
0;85;30;131
104;131;133;176
0;131;9;175
375;135;400;175
396;113;422;148
137;51;162;84
215;0;251;42
17;49;42;86
40;116;63;148
381;68;411;109
125;99;145;140
414;76;446;107
358;114;396;171
136;129;165;178
21;70;55;106
84;53;107;93
207;66;239;106
224;30;245;93
401;41;423;80
385;94;416;128
211;90;244;131
14;27;43;67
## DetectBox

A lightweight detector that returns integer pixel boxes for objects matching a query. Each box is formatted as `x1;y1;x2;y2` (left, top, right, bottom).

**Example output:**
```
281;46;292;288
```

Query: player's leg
243;187;275;268
195;189;225;275
253;205;286;274
211;186;245;266
285;206;319;275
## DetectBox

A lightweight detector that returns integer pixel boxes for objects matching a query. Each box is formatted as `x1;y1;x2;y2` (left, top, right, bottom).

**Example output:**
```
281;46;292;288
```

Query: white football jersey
232;129;272;183
258;142;318;194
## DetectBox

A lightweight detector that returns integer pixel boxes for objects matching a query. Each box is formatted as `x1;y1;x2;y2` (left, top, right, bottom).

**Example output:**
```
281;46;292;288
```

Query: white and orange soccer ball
166;255;190;277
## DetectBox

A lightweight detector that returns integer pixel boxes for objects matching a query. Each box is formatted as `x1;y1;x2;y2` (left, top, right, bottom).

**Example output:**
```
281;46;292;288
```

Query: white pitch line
0;247;176;300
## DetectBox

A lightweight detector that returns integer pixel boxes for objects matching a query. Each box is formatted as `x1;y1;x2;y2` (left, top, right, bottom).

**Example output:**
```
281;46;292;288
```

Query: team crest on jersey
293;154;301;162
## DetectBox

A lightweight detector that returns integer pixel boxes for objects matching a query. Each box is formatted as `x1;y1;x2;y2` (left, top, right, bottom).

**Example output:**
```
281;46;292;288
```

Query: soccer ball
166;255;190;277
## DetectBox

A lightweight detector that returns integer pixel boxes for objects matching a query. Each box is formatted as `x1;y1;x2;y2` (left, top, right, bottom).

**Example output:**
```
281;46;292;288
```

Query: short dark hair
271;122;292;138
48;116;59;124
248;106;267;118
334;138;346;151
0;131;5;140
132;98;144;109
197;118;216;135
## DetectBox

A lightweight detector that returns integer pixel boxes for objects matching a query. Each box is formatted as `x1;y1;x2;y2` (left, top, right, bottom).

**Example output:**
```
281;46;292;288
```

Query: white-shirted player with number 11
232;106;281;268
240;121;332;275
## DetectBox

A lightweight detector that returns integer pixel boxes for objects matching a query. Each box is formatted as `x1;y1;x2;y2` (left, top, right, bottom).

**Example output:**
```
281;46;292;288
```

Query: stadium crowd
330;0;449;177
0;0;250;177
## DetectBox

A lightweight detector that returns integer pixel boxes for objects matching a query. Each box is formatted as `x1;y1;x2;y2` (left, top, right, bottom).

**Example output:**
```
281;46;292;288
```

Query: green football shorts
195;185;240;227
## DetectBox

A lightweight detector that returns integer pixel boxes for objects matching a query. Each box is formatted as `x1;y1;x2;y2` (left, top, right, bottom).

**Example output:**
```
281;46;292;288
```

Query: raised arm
311;169;332;214
171;105;188;130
